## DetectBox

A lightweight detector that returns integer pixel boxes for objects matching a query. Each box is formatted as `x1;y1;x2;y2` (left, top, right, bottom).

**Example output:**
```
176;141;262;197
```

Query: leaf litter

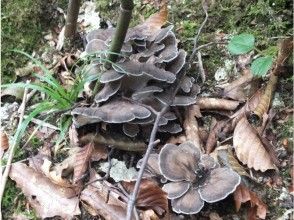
1;1;293;219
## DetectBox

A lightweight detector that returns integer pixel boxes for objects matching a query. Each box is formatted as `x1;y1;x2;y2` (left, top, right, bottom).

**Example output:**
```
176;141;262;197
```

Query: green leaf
251;56;273;77
228;33;255;55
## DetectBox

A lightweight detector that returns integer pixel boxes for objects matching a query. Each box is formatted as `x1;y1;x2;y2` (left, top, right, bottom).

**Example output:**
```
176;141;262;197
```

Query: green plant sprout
228;33;274;77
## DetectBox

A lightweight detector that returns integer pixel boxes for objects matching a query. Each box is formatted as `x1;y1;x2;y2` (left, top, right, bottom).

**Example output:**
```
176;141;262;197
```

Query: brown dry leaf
233;117;276;172
252;38;293;122
69;124;79;148
41;158;73;187
222;69;254;101
140;4;168;37
0;131;9;158
80;170;127;220
122;179;168;216
183;106;202;149
230;89;262;129
141;209;160;220
9;162;81;219
72;143;94;184
91;144;108;161
215;145;251;178
251;74;278;123
197;97;240;111
233;184;267;219
205;120;226;153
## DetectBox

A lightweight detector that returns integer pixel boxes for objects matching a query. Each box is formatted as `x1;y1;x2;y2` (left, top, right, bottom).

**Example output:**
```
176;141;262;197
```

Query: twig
195;41;227;51
0;83;29;215
126;108;167;219
188;2;208;66
197;51;205;82
126;2;209;219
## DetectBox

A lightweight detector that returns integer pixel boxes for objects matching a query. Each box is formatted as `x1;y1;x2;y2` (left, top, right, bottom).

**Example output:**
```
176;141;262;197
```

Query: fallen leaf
69;123;79;148
222;69;254;101
233;117;276;172
141;209;160;220
197;97;240;111
72;143;94;184
41;158;73;187
251;74;278;123
9;162;81;219
122;179;168;216
183;106;202;149
233;184;267;219
215;145;251;178
138;4;168;37
205;120;226;153
80;170;127;220
0;131;9;158
91;144;108;162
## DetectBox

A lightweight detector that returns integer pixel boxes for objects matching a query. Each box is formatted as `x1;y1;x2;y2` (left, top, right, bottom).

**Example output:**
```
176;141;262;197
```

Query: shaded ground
1;0;293;219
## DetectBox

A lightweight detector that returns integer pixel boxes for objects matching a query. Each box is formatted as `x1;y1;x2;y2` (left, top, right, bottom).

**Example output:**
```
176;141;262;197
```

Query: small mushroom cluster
158;142;241;214
72;24;199;138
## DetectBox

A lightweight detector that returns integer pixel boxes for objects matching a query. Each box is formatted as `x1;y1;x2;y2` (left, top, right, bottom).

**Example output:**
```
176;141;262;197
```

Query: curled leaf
197;97;239;111
233;184;267;219
9;162;80;219
122;179;168;216
233;117;276;172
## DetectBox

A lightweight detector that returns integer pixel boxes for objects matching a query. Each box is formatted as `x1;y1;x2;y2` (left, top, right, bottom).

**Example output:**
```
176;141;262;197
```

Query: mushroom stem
106;0;134;67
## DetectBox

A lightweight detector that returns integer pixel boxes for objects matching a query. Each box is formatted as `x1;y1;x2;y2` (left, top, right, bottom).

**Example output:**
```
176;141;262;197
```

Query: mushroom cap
86;28;114;42
113;60;176;83
94;81;121;103
137;153;161;177
153;25;174;43
122;123;140;137
72;100;151;124
158;122;182;134
162;181;190;199
171;187;204;215
166;49;187;75
156;32;178;63
159;142;200;182
180;76;193;93
132;86;163;101
198;167;241;203
100;69;125;83
85;39;108;54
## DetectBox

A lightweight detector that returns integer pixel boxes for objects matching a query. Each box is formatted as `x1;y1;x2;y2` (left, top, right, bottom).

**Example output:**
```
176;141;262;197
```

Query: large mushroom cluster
72;24;199;139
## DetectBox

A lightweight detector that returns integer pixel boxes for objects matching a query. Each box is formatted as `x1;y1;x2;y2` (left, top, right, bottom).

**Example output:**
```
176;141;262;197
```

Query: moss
2;179;37;219
1;0;44;83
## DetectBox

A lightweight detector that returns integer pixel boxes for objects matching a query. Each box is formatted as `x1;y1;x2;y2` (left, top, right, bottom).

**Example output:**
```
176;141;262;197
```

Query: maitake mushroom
159;142;241;214
72;24;200;139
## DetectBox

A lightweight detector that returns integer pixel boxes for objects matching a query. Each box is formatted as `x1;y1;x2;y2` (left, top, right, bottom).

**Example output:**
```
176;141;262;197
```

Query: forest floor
1;0;293;219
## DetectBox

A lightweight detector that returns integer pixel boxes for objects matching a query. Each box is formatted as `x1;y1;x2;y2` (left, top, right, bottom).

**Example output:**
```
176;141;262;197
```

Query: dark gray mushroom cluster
159;142;241;214
72;24;199;138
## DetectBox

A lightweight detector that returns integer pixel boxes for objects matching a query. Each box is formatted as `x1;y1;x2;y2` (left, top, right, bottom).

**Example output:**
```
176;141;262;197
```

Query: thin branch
126;2;209;219
126;107;167;219
0;83;29;213
188;2;208;66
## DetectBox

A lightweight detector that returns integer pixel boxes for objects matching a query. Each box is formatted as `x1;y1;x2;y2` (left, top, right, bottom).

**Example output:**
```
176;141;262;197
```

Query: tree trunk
64;0;81;38
106;0;134;64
